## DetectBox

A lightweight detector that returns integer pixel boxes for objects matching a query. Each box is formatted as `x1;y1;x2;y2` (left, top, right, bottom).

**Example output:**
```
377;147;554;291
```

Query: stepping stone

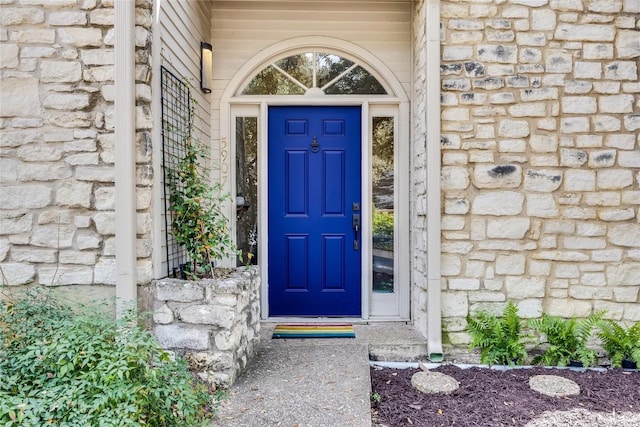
411;371;459;395
529;375;580;397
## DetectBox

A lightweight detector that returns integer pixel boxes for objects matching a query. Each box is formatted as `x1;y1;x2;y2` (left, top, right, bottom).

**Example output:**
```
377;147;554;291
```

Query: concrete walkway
215;323;373;427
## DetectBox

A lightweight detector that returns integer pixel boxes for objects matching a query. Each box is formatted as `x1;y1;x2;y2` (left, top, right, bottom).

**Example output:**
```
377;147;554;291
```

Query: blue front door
268;106;362;316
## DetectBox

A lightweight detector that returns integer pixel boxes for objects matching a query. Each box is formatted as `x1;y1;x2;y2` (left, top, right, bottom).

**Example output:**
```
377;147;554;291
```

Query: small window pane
275;53;314;89
316;52;354;89
372;117;394;293
243;66;305;95
325;66;387;95
236;117;258;266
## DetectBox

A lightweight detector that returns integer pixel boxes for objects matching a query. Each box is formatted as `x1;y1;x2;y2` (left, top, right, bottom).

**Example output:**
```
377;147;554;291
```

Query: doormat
272;324;355;339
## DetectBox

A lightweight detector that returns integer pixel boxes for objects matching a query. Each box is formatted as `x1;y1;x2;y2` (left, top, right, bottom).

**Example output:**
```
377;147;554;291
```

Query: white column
151;0;164;279
425;0;443;361
114;0;137;316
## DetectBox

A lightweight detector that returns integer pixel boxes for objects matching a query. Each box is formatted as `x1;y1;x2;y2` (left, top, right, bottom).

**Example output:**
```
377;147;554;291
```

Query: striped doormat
272;324;356;339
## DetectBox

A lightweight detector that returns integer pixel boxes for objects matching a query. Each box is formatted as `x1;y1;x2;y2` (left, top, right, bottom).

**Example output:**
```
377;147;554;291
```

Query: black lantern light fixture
200;42;213;93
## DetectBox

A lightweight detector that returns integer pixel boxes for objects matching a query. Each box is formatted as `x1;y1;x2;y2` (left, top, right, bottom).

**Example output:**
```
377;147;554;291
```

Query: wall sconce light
200;42;213;94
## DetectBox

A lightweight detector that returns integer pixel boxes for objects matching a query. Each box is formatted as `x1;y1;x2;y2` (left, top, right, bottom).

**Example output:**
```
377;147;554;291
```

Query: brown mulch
370;365;640;427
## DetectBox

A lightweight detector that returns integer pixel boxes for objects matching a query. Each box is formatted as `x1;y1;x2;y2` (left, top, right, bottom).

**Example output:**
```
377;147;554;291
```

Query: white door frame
220;37;410;320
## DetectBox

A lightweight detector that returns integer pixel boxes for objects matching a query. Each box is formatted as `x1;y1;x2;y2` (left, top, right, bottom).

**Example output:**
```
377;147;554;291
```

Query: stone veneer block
0;78;41;117
154;325;210;351
555;24;615;41
472;191;524;215
156;279;204;302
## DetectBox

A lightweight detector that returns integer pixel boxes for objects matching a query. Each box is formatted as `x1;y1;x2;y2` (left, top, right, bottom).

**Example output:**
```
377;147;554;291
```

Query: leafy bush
372;209;394;237
372;209;394;251
529;311;605;367
0;289;214;426
598;320;640;368
166;95;239;278
467;302;528;366
167;134;238;278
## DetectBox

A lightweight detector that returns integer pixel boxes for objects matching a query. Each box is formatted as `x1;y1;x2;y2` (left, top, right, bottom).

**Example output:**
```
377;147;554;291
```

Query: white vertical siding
211;0;412;98
156;0;213;276
160;0;212;142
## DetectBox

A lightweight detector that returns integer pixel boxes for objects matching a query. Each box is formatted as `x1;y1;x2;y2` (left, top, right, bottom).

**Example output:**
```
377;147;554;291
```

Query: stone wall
150;267;261;387
0;0;154;290
438;0;640;347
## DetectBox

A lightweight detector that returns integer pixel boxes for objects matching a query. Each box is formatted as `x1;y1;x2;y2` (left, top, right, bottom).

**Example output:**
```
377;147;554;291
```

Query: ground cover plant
0;289;216;426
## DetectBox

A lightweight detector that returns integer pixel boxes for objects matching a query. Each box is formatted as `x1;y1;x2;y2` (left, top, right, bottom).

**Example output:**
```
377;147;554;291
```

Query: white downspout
426;0;443;362
114;0;137;317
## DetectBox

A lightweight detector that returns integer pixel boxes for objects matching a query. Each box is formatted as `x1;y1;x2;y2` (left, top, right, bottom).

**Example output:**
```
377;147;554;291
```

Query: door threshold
264;317;410;324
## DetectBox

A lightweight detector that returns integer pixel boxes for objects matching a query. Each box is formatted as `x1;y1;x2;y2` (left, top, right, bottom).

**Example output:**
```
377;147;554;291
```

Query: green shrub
0;289;214;426
529;311;605;367
372;209;394;251
467;302;528;366
372;209;394;237
167;134;238;278
598;320;640;368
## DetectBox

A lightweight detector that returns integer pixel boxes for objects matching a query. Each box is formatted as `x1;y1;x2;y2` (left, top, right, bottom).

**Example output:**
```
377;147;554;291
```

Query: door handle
352;213;360;232
352;213;360;250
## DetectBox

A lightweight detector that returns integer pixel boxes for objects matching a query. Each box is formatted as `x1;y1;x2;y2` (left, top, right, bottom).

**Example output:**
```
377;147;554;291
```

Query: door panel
269;106;361;316
285;235;308;290
285;151;308;215
323;150;345;215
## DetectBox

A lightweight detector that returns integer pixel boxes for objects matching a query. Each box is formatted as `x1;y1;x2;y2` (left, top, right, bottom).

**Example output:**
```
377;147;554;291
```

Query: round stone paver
411;371;459;395
529;375;580;397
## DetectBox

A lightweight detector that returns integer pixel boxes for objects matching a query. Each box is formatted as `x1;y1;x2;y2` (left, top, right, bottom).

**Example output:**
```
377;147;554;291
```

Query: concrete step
354;323;429;362
260;322;429;362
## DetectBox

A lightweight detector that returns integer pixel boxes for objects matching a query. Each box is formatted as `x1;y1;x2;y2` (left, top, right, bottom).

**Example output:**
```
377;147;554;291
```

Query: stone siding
437;0;640;347
0;0;154;288
150;267;261;387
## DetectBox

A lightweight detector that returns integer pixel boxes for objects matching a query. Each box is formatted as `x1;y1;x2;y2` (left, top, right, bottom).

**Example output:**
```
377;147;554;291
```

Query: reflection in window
236;117;258;266
372;117;394;293
243;66;305;95
241;52;387;96
316;53;354;88
325;66;386;95
275;53;314;88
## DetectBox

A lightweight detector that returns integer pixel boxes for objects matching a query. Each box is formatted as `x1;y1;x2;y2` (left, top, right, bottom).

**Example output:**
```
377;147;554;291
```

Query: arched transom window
240;52;388;96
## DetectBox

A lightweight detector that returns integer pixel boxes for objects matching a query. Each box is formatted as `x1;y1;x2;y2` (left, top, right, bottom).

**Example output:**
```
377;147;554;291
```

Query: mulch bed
370;365;640;427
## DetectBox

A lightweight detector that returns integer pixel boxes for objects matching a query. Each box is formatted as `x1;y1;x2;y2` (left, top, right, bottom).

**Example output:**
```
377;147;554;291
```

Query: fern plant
467;302;528;366
529;311;605;367
598;320;640;368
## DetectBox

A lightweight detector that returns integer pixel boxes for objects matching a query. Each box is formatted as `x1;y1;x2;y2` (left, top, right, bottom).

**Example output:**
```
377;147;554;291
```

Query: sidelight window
371;117;395;293
235;117;259;266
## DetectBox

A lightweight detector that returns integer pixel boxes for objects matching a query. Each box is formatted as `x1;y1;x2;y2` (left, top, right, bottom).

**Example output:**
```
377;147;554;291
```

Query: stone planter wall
149;267;260;387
